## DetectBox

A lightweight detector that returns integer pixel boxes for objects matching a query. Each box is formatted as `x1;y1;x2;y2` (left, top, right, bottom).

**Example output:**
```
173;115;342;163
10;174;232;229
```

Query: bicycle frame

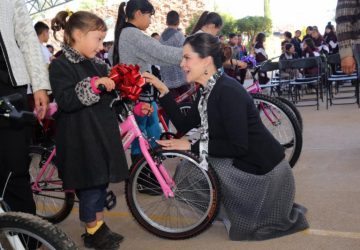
157;83;199;135
120;110;175;198
31;102;177;199
246;67;282;125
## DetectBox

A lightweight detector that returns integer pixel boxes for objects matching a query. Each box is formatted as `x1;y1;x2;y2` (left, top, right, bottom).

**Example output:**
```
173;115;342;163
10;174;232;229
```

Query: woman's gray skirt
208;157;309;241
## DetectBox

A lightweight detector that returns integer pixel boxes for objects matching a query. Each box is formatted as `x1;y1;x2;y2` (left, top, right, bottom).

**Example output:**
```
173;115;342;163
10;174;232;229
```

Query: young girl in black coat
49;11;128;249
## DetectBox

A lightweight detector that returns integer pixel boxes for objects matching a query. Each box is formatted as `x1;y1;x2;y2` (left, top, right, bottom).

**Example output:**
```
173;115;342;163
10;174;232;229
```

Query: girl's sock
86;220;104;235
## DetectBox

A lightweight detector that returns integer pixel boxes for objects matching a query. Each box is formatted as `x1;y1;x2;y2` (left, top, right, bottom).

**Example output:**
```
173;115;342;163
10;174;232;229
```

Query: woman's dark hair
304;38;316;50
255;32;266;43
191;11;223;35
51;11;107;46
184;33;225;69
284;31;292;39
284;43;293;52
166;10;180;26
113;0;155;65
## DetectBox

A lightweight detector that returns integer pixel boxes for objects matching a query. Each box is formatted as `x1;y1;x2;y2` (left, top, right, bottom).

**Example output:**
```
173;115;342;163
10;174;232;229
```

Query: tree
185;12;202;35
264;0;271;20
79;0;106;10
237;16;272;45
219;14;238;36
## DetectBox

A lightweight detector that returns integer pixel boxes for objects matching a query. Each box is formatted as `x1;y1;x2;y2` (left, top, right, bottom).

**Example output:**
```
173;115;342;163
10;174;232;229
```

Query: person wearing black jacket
143;33;308;241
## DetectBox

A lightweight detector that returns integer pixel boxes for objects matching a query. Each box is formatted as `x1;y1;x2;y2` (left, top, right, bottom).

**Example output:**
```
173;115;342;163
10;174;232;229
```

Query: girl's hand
134;102;154;116
95;77;115;92
142;72;169;96
237;60;247;69
156;139;191;151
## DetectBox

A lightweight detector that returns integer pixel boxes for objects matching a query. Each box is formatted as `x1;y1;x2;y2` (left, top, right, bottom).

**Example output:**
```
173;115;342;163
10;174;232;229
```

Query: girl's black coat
49;54;128;189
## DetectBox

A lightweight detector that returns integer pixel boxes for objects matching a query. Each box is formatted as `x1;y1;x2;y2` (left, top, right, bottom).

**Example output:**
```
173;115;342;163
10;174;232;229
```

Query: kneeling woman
143;33;308;241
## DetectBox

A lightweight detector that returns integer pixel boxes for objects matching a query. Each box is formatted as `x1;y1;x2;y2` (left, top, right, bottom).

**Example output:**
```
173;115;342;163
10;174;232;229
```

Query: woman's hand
95;77;115;92
156;139;191;151
142;72;169;96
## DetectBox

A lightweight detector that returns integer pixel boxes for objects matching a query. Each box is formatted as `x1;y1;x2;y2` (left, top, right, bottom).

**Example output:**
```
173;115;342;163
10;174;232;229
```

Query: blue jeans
131;101;161;156
75;185;107;223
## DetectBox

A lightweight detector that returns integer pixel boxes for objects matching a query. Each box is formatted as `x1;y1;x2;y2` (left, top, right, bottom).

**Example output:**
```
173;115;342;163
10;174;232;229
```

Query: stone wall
42;0;209;50
95;0;208;37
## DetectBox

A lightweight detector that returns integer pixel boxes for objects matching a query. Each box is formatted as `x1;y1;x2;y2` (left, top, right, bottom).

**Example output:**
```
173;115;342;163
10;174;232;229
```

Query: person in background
302;38;320;76
159;10;189;99
280;43;299;60
0;0;50;217
34;21;52;65
323;22;339;55
294;30;303;56
46;44;55;55
111;0;182;166
302;26;314;43
311;26;329;54
218;34;226;43
190;11;223;36
236;34;248;84
254;32;269;84
335;0;360;75
151;32;160;41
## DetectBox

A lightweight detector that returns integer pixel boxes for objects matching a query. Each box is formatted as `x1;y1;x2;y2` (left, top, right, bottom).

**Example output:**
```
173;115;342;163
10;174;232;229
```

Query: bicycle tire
251;93;303;167
125;150;220;239
276;96;303;131
29;146;75;224
0;212;77;249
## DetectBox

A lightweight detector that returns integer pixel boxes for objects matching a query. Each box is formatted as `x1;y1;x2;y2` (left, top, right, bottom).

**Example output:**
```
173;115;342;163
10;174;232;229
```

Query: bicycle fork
138;137;175;198
121;114;175;198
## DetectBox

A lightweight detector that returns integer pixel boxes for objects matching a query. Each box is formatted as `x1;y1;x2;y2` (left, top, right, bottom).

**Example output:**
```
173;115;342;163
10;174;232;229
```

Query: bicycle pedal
105;191;117;210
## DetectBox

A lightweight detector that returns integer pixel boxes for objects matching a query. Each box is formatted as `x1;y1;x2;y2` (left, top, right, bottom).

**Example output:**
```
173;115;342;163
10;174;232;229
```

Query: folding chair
325;53;359;108
258;61;280;96
279;57;322;110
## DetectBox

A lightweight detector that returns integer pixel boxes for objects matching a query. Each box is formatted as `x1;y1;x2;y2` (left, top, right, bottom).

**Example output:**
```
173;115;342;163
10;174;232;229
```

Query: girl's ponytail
51;10;70;43
51;10;106;46
191;11;209;35
112;2;127;65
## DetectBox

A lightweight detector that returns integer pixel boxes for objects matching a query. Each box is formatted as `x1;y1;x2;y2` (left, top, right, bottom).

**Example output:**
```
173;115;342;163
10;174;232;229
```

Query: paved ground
58;101;360;250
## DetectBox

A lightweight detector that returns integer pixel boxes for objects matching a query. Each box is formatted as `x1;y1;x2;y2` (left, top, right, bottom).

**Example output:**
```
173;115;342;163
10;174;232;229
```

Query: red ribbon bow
109;64;146;101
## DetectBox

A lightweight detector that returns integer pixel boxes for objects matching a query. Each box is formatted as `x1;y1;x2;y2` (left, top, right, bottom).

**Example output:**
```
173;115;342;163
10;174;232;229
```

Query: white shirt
40;44;51;64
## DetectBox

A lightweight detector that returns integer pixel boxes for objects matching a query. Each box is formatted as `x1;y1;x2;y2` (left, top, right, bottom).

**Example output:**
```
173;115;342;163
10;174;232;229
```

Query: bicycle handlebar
249;56;281;78
0;94;35;121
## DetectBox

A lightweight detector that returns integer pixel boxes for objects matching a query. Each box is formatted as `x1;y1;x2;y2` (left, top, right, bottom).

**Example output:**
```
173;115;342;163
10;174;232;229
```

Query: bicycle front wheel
0;212;77;249
126;150;220;239
251;93;303;167
29;146;75;224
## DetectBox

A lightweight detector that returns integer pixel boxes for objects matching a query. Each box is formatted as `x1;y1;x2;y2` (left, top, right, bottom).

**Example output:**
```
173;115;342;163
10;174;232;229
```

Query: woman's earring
204;69;208;75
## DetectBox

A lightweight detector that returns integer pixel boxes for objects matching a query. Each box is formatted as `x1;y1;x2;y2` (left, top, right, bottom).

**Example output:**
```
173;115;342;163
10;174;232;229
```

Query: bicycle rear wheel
29;146;75;224
251;93;303;167
0;212;77;249
126;150;220;239
276;96;303;130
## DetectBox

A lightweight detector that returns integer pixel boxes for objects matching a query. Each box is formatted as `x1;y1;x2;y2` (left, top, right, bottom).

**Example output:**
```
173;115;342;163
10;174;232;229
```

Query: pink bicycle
29;92;220;239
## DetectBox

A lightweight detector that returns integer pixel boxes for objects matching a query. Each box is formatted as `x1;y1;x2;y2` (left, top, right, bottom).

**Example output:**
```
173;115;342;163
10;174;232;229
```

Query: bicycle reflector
109;64;146;101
